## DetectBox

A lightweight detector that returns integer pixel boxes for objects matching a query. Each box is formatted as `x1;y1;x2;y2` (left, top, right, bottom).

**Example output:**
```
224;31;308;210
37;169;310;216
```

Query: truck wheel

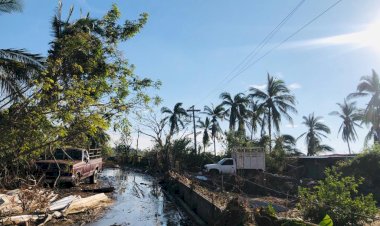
72;173;80;187
209;169;219;176
90;170;98;184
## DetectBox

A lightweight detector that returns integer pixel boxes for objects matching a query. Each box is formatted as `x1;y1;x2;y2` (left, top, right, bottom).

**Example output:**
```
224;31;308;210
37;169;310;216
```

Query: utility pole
187;105;201;154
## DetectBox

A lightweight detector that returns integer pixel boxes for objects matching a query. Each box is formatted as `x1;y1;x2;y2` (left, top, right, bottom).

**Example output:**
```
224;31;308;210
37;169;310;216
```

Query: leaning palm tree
329;99;362;154
249;74;297;152
0;0;44;105
219;92;249;135
197;117;211;153
298;113;333;156
161;103;188;137
348;70;380;144
203;104;224;155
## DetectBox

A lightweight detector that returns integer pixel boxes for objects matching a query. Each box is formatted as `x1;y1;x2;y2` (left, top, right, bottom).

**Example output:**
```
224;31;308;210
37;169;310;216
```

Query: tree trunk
347;141;351;154
250;124;254;140
374;126;380;144
268;108;272;152
213;136;216;156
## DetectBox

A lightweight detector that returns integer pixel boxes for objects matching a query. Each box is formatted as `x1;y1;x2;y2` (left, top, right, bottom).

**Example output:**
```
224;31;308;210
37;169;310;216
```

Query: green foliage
298;167;377;226
298;113;333;156
319;214;333;226
249;74;297;152
336;144;380;201
266;147;286;173
219;92;249;135
223;131;253;156
161;103;188;137
329;99;361;154
0;3;158;187
349;70;380;144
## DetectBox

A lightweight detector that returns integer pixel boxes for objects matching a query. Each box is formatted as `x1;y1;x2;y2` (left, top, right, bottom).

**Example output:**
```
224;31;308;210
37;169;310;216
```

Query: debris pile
0;188;112;225
168;170;232;209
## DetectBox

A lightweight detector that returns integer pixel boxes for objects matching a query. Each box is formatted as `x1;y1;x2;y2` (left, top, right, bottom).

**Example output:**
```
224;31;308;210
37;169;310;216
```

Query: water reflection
88;168;188;226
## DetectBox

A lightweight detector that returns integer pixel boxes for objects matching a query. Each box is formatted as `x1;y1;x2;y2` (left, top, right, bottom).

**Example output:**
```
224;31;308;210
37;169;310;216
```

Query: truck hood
204;163;219;168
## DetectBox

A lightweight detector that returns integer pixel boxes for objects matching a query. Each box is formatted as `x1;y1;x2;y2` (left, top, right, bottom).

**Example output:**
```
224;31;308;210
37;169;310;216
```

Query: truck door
221;159;234;174
83;151;92;177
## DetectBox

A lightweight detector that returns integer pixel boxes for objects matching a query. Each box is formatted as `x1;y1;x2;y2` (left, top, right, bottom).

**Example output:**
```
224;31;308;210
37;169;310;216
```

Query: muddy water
88;168;189;226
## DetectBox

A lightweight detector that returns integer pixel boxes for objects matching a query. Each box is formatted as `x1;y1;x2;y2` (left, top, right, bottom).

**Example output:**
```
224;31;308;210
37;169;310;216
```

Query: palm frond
0;0;22;13
0;49;45;69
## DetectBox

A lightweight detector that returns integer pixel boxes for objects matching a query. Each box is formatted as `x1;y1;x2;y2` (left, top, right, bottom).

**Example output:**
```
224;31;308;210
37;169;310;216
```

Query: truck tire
209;169;219;176
90;170;98;184
72;173;81;187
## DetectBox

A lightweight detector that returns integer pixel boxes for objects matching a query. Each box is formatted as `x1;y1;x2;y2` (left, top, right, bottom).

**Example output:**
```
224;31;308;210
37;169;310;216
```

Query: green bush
297;167;377;226
336;144;380;201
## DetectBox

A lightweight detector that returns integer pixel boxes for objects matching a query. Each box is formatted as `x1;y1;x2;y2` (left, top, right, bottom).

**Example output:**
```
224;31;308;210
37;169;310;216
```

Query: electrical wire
195;0;306;106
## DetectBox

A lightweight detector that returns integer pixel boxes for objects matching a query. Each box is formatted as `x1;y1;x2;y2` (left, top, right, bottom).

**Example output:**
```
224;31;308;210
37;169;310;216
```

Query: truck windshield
218;159;226;164
53;149;82;160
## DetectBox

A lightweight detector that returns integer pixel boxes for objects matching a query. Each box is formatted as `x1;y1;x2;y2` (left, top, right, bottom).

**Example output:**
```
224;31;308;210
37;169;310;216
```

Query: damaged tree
0;2;159;188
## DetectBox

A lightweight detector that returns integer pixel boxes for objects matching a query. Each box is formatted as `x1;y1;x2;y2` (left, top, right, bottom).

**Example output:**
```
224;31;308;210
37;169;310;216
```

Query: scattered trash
49;195;79;211
0;188;112;225
82;187;115;193
195;175;208;181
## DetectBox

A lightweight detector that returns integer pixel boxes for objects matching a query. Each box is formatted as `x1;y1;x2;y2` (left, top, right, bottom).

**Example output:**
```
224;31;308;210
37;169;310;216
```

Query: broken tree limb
0;214;45;225
65;193;112;215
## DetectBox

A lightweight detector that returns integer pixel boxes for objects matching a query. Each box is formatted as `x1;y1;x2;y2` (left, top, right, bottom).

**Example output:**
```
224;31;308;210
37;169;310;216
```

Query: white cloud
283;21;380;51
250;84;266;90
285;124;298;128
288;83;301;90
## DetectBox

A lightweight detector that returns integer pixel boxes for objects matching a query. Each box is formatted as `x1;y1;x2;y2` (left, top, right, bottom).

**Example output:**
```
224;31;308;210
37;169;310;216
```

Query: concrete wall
173;179;223;225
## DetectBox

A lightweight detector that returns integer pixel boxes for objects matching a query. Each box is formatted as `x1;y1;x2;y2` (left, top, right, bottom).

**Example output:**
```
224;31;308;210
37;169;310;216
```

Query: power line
195;0;306;106
225;0;343;84
197;0;343;106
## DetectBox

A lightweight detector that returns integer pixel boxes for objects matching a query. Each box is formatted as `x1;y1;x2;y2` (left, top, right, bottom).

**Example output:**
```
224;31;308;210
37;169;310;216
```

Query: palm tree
273;134;302;156
0;0;44;104
219;92;249;135
161;103;188;137
203;104;224;155
298;113;333;156
0;0;21;13
197;117;211;153
329;99;362;154
349;70;380;144
249;74;297;152
246;100;264;140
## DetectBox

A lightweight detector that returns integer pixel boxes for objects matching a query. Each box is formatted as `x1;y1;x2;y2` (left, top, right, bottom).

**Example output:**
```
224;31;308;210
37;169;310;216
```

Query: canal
88;168;190;226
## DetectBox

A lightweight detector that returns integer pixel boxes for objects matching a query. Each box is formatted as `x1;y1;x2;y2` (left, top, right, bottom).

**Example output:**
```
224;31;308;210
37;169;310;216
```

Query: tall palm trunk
375;127;380;144
213;136;216;156
250;123;254;140
347;140;351;154
268;108;272;152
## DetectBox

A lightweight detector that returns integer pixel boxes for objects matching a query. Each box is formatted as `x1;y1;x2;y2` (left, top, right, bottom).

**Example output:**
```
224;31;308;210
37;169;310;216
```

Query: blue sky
2;0;380;154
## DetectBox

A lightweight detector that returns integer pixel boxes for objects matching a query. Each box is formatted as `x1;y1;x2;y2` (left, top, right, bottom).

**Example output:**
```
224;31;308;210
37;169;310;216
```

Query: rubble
0;188;113;225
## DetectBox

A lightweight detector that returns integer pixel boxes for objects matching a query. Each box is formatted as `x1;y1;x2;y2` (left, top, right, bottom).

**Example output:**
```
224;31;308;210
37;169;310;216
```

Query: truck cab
203;151;265;175
203;158;236;174
36;148;103;186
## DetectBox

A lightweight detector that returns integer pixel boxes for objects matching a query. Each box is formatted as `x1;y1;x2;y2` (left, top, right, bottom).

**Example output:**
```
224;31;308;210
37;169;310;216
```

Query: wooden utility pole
187;105;201;154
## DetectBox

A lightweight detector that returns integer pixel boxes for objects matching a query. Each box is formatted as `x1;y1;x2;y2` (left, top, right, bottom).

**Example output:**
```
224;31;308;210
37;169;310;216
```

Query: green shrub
297;167;377;226
336;144;380;201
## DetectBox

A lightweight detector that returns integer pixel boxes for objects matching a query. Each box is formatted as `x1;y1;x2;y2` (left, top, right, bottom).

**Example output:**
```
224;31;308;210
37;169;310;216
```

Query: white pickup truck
203;152;265;175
